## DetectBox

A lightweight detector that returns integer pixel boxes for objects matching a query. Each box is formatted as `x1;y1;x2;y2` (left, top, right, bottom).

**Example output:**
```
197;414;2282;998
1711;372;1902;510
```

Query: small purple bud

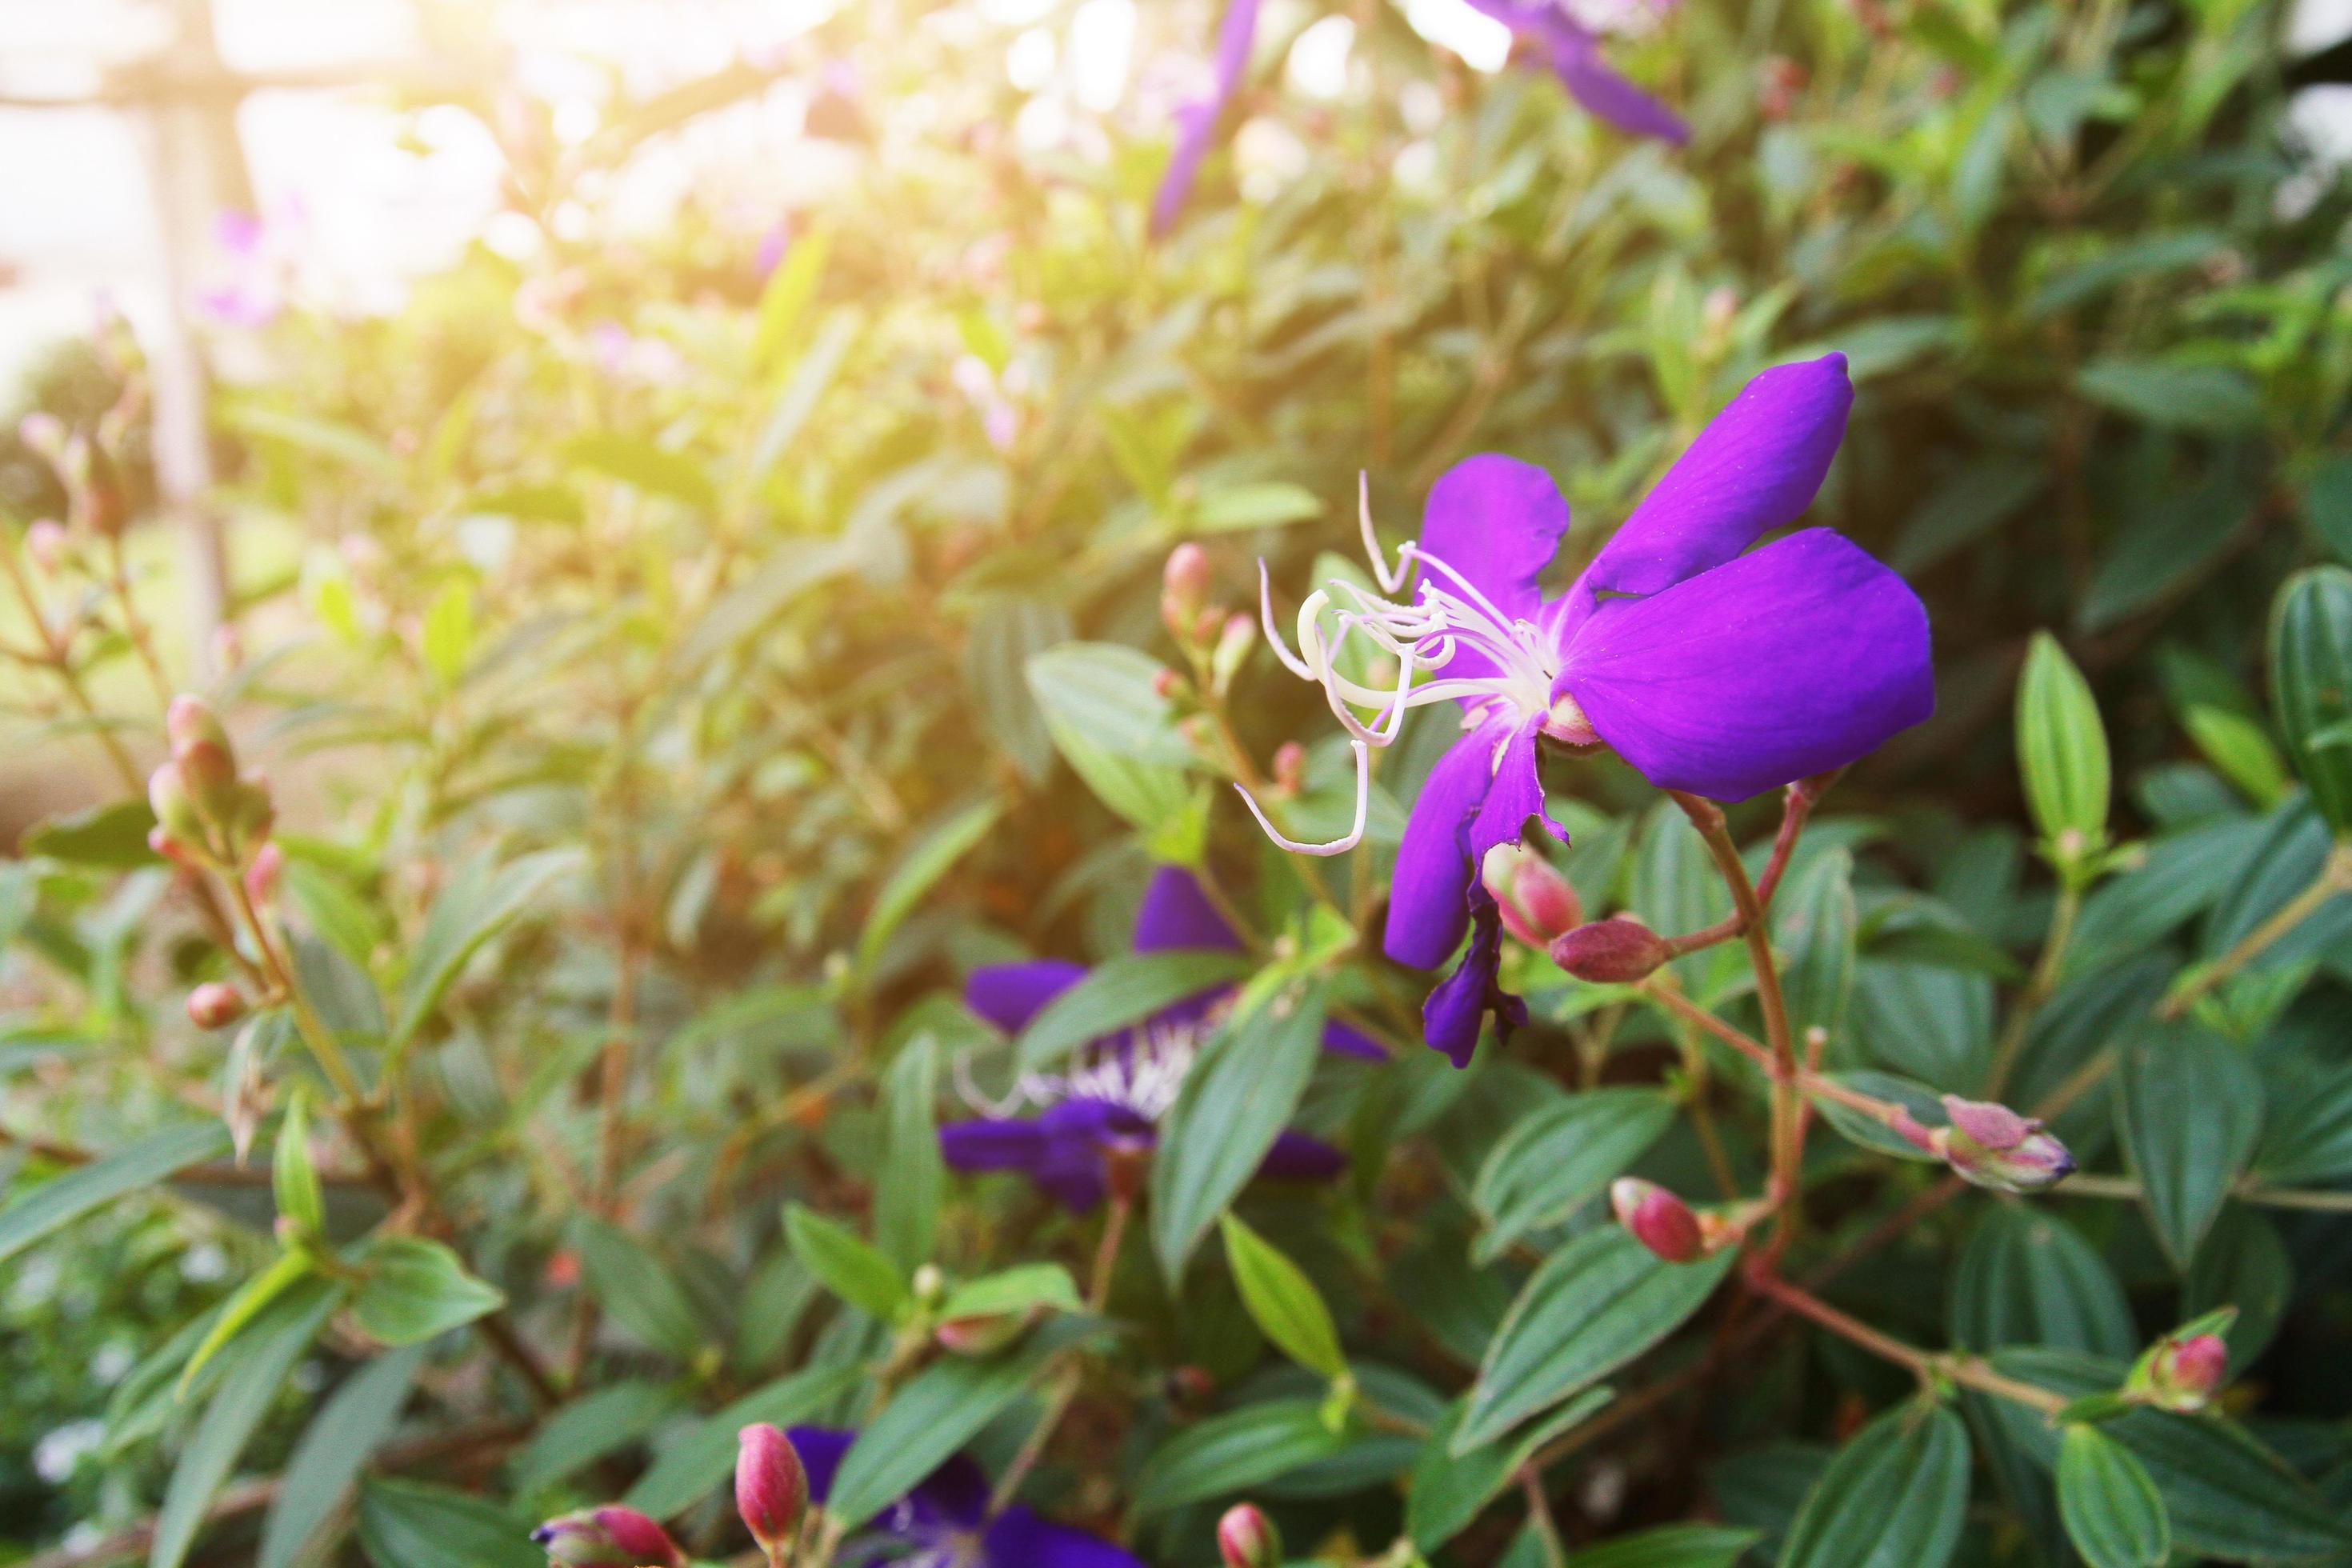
1549;918;1670;984
1217;1502;1282;1568
1482;842;1584;949
1936;1094;2076;1194
734;1422;808;1560
1611;1178;1705;1264
186;982;246;1030
529;1506;683;1568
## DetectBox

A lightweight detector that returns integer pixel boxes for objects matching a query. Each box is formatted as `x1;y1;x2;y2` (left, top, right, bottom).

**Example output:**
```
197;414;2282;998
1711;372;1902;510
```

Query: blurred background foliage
6;0;2352;1563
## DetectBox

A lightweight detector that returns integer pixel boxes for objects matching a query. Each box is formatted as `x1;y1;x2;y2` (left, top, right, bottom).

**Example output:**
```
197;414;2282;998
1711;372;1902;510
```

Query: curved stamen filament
1236;738;1370;855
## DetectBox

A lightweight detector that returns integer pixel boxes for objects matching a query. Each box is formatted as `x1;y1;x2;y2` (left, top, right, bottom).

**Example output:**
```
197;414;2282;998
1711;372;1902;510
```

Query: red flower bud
1549;918;1670;983
734;1422;809;1561
2134;1330;2230;1412
530;1506;683;1568
1610;1178;1706;1263
1482;842;1584;948
1217;1502;1282;1568
1270;740;1306;796
186;982;246;1030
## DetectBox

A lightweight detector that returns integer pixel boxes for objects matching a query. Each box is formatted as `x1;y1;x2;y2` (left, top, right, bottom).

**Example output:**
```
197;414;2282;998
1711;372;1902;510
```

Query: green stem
2160;844;2352;1020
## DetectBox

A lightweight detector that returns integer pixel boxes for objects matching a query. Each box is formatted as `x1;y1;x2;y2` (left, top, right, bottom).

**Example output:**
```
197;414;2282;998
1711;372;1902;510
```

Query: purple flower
1150;0;1262;238
942;866;1378;1209
1247;354;1931;1062
786;1426;1142;1568
1463;0;1688;143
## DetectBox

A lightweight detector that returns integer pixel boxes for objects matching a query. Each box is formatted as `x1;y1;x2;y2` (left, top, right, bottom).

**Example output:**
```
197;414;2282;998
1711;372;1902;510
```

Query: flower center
958;1009;1220;1122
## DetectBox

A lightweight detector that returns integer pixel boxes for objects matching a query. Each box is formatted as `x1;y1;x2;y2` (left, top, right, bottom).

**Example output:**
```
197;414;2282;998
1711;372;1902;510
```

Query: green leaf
572;1215;709;1359
941;1262;1082;1321
622;1362;863;1517
350;1236;506;1347
2057;1424;2170;1568
151;1282;338;1568
562;430;717;510
1194;481;1323;532
21;798;161;867
510;1378;682;1498
826;1353;1042;1528
1026;642;1195;766
2017;631;2110;871
1777;847;1858;1043
355;1477;542;1568
785;1203;909;1322
2114;1023;2265;1268
1132;1398;1354;1514
1778;1402;1971;1568
875;1036;944;1271
1014;949;1252;1070
1948;1205;2134;1358
2075;358;2263;434
1808;1070;1944;1161
751;224;832;371
1406;1390;1613;1549
1220;1213;1346;1380
1470;1088;1677;1264
0;1121;231;1265
272;1089;324;1240
1459;1229;1735;1453
1561;1524;1762;1568
389;850;574;1056
962;594;1072;782
419;580;474;686
858;800;1002;974
1150;976;1329;1277
180;1251;316;1395
257;1344;426;1568
2268;564;2352;836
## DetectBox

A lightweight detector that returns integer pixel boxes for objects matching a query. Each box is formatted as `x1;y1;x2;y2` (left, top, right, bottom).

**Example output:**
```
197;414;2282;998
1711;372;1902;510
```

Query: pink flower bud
1270;740;1307;795
166;694;232;762
1936;1094;2076;1194
935;1307;1040;1356
1482;842;1584;948
147;763;206;851
244;841;284;905
1162;542;1211;638
734;1423;809;1559
1549;918;1670;983
23;519;67;571
1217;1502;1282;1568
2136;1332;2230;1412
530;1506;683;1568
1151;667;1182;700
1210;613;1256;687
186;982;246;1030
1610;1178;1706;1263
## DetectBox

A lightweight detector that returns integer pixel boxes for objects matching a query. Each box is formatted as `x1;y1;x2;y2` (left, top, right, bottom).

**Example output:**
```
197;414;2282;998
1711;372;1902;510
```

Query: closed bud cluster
1216;1502;1282;1568
146;695;274;870
1549;917;1670;983
530;1506;684;1568
1482;842;1584;948
734;1423;809;1564
186;982;246;1030
1162;542;1211;642
1928;1095;2076;1194
1610;1178;1708;1263
2128;1322;2231;1413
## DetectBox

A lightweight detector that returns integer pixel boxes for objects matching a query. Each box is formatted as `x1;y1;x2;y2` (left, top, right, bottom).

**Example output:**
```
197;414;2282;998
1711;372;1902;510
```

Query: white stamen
1236;738;1369;854
956;1011;1219;1122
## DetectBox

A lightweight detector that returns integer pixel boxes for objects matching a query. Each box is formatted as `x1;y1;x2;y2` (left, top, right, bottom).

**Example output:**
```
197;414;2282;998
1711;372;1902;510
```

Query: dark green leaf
2270;565;2352;835
875;1035;943;1271
1132;1399;1353;1514
1949;1205;2134;1358
1406;1390;1612;1549
258;1345;426;1568
22;798;160;867
356;1478;542;1568
1014;949;1251;1070
826;1354;1042;1528
858;800;1002;974
2057;1423;2170;1568
785;1203;909;1322
510;1378;682;1498
350;1236;505;1347
1220;1213;1345;1380
572;1215;708;1359
1778;1402;1971;1568
1563;1524;1762;1568
623;1362;864;1517
2114;1022;2265;1267
390;850;574;1055
0;1122;231;1265
1470;1088;1677;1264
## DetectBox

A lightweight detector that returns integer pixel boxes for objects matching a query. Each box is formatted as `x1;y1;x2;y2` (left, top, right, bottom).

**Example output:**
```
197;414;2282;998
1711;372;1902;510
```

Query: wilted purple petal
1384;718;1514;969
981;1510;1149;1568
1150;0;1262;238
1422;887;1524;1067
1260;1129;1348;1182
1131;866;1243;954
966;959;1088;1033
1582;354;1854;601
1558;528;1932;802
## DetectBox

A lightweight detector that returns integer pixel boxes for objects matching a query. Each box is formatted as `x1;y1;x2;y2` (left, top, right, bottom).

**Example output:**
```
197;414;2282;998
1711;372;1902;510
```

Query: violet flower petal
982;1509;1150;1568
784;1426;856;1502
1131;866;1245;953
1422;886;1525;1066
1542;30;1689;143
1318;1017;1387;1060
938;1116;1050;1174
1260;1129;1348;1182
1383;718;1514;968
1558;528;1933;801
1149;0;1262;238
1418;456;1575;690
966;959;1089;1034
